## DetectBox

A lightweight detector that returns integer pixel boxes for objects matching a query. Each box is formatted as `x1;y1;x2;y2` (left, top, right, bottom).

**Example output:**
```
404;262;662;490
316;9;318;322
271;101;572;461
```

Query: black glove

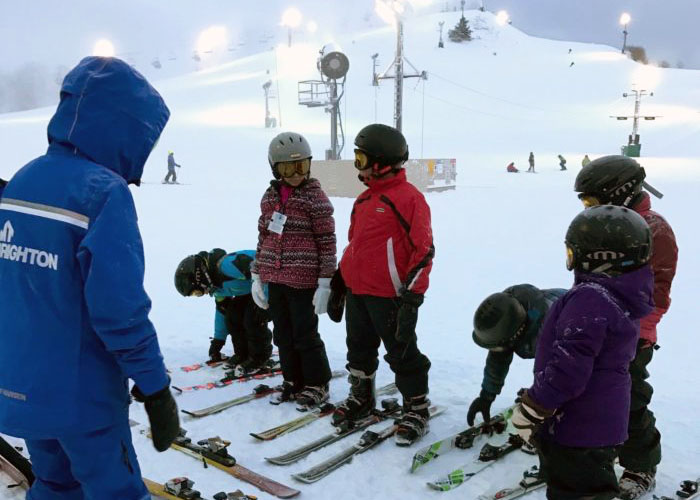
327;269;347;323
252;303;270;324
395;291;424;343
466;390;496;427
208;338;226;361
131;383;180;452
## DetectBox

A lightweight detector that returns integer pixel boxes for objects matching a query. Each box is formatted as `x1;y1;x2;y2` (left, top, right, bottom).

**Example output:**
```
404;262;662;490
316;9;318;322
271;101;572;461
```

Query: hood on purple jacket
528;265;654;448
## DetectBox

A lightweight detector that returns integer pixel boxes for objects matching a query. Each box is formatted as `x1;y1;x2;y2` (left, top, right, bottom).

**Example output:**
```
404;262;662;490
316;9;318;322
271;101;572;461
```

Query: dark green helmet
574;155;646;207
472;292;527;349
565;205;652;275
354;123;408;166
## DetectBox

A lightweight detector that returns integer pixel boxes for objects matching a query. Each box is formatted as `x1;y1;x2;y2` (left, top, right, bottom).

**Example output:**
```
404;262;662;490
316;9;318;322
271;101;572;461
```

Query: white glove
312;278;332;315
251;273;269;310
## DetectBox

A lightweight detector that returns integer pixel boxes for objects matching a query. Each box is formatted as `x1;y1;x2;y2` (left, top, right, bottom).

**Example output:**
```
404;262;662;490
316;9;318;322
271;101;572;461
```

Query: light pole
281;7;302;47
619;12;630;54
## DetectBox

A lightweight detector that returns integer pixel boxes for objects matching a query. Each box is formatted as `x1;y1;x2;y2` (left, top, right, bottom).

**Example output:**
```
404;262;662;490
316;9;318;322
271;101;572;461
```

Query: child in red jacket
331;124;435;446
250;132;336;409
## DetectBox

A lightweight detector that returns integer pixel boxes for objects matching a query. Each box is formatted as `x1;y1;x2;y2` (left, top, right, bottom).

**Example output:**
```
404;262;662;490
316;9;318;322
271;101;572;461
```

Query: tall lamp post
619;13;631;54
281;7;303;47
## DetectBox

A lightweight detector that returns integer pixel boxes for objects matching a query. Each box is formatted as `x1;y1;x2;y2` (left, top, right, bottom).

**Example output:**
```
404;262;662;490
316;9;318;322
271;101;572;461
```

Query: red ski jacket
632;192;678;344
340;170;434;297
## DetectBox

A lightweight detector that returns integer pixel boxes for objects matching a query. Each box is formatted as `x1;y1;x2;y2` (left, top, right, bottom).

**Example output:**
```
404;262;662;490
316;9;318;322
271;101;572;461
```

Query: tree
626;45;648;65
448;16;473;42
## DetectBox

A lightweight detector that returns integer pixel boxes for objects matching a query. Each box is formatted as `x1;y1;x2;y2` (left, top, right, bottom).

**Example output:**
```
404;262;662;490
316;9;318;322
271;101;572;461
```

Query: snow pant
164;168;176;183
268;283;332;387
345;292;431;398
527;165;535;172
24;418;149;500
218;295;272;363
619;341;661;473
538;437;620;500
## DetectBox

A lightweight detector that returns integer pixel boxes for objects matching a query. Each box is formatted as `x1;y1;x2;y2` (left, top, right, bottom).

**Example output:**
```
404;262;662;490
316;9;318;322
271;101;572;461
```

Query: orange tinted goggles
276;158;311;178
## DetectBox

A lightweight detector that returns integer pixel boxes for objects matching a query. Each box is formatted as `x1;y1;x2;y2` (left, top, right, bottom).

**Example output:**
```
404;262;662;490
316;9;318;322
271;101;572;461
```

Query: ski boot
617;469;656;499
395;394;431;446
230;357;268;378
223;354;246;370
270;380;300;405
296;384;330;411
331;368;376;427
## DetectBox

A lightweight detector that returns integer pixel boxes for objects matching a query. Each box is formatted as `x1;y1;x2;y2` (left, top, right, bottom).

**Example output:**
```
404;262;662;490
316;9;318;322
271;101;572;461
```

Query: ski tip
291;473;315;485
426;481;450;492
249;433;266;441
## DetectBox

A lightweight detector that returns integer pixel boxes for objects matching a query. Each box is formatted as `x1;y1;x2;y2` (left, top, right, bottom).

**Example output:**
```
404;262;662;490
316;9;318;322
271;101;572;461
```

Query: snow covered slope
1;9;699;500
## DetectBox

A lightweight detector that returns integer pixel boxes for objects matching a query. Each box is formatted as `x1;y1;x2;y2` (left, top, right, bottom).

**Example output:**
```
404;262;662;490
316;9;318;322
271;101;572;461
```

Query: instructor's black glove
327;269;347;323
208;338;226;362
395;291;424;343
131;383;180;452
466;390;496;427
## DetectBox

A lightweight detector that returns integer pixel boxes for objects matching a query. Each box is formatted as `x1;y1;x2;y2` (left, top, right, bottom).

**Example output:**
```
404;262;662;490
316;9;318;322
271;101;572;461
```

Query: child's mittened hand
251;273;269;309
313;278;332;315
511;391;554;445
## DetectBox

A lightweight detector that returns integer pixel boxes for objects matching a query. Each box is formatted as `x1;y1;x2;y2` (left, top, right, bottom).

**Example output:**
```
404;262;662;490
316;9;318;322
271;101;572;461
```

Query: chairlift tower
610;89;659;157
298;49;350;160
374;17;427;132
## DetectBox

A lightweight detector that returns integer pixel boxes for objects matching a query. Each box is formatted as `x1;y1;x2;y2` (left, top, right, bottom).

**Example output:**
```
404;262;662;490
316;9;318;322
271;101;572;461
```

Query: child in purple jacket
512;205;655;500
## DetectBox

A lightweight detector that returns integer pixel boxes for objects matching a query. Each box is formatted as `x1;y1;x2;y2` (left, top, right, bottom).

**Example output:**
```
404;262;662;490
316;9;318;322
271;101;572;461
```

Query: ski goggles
276;158;311;178
578;193;601;208
354;150;373;170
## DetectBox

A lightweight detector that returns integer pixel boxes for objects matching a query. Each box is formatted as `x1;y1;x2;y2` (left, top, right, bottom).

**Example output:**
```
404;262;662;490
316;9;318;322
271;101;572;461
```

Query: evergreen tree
448;16;472;42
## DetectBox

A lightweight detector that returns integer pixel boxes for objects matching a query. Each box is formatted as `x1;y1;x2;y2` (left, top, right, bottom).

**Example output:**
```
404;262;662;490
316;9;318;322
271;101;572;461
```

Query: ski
291;405;447;483
251;382;397;441
163;431;300;498
172;366;282;393
411;404;514;472
654;477;700;500
426;434;525;491
179;358;229;373
0;437;32;490
144;476;256;500
264;398;402;466
181;383;278;418
478;466;545;500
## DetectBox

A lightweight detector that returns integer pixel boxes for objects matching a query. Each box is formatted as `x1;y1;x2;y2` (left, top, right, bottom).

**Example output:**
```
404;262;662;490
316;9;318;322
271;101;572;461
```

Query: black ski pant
345;292;431;398
619;340;661;473
164;168;176;183
218;295;272;363
538;437;620;500
268;283;331;388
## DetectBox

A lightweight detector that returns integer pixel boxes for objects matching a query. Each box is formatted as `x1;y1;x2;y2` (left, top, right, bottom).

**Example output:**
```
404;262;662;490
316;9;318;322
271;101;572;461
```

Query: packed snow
1;8;699;500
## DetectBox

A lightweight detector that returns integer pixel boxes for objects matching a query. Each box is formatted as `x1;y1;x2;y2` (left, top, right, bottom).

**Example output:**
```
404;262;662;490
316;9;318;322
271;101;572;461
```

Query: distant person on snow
174;248;273;375
0;57;178;499
506;162;519;173
467;284;566;429
575;156;678;499
331;124;435;446
164;150;181;183
512;206;654;500
250;132;336;409
527;152;535;173
558;154;567;171
581;154;591;167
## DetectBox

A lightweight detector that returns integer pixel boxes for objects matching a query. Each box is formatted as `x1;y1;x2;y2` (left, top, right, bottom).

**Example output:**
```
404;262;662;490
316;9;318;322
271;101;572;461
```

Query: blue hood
47;56;170;184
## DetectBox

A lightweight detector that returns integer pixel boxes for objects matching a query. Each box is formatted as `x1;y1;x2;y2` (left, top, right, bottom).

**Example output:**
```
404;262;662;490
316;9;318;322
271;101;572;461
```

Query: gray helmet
472;292;527;349
268;132;312;179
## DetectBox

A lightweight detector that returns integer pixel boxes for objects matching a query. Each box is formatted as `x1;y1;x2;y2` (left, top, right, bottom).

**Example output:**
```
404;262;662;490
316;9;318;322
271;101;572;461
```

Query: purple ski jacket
528;266;654;448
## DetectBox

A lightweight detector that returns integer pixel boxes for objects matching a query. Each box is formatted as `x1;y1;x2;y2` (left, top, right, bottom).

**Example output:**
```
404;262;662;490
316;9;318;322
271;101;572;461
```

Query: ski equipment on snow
477;466;545;500
653;477;699;499
181;384;277;418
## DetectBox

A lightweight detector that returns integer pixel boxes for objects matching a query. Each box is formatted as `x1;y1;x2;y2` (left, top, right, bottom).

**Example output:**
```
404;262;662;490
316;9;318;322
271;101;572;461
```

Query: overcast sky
1;0;698;80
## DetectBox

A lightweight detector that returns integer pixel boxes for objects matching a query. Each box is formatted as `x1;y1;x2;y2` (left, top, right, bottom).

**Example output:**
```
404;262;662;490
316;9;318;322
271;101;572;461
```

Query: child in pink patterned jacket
250;132;336;408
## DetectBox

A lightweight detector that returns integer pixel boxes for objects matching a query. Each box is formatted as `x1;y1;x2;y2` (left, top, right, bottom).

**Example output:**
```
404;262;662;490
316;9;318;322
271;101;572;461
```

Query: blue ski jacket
212;250;256;340
0;57;170;439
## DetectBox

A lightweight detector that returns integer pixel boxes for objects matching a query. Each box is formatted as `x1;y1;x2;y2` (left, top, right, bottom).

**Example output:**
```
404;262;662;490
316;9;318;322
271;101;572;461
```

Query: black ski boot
223;354;246;370
270;380;300;405
296;384;330;410
230;357;269;378
395;394;431;446
331;368;376;427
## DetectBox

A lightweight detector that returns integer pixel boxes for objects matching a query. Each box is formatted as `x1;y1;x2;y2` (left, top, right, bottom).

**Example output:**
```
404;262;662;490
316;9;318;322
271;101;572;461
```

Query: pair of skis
250;382;398;440
144;476;255;500
173;361;283;393
291;405;447;483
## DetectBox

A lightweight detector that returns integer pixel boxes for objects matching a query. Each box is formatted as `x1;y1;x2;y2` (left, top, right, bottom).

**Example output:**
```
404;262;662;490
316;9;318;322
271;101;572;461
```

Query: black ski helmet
565;205;652;275
174;253;214;296
574;155;647;207
354;124;409;167
472;292;527;349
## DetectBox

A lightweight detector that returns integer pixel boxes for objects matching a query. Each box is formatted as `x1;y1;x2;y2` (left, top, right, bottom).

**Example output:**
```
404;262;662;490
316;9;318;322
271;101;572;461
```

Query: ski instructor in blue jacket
0;57;179;499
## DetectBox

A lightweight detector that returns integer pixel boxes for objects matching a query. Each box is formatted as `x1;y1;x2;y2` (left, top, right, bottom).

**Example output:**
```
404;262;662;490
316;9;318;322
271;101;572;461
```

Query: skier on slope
527;152;535;173
581;154;591;167
574;155;678;499
331;124;435;446
164;150;181;183
558;154;567;171
511;205;655;500
250;132;336;409
467;284;566;428
0;57;178;499
174;248;273;375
